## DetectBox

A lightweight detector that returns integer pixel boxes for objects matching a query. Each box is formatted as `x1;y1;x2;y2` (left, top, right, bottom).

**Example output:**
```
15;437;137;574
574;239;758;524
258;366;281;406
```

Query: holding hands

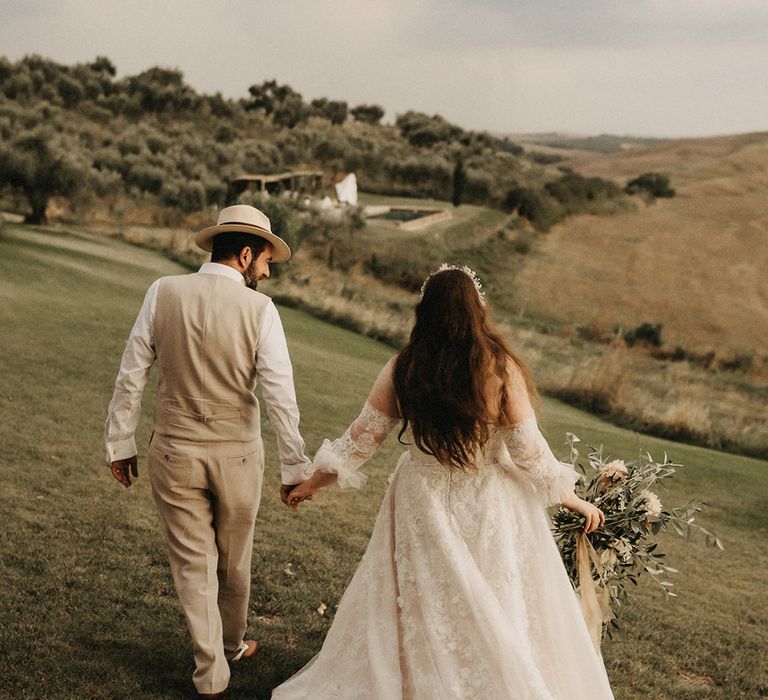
283;470;338;509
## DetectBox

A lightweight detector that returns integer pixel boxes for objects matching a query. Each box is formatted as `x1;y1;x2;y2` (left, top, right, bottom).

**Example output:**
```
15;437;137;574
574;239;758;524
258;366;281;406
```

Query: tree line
0;54;669;227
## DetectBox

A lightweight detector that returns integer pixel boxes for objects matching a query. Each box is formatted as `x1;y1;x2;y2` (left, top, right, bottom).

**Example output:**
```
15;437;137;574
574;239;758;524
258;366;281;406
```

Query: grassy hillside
514;132;768;353
0;224;766;698
249;190;767;461
0;54;549;227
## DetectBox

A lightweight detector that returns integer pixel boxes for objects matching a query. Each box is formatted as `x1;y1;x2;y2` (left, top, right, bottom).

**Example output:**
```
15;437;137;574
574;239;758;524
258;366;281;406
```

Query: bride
272;265;614;699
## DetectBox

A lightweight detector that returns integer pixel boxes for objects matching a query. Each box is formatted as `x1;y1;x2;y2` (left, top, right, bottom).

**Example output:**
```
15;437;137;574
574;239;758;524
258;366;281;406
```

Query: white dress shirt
105;262;312;485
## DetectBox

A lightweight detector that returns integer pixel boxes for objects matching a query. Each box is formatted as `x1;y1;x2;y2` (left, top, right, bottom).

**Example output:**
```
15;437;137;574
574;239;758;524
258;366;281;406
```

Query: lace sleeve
313;401;399;489
499;415;580;506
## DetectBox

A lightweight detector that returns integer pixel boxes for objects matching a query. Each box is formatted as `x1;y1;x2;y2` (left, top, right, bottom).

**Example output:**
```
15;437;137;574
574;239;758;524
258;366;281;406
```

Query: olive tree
0;129;86;223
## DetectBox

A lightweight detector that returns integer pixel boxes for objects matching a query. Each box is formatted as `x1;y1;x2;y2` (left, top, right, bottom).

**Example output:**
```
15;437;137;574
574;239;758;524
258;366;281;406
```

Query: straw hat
195;205;291;262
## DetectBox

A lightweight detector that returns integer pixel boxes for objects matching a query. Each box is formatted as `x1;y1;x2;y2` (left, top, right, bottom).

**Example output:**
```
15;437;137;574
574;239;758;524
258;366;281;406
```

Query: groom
105;205;313;698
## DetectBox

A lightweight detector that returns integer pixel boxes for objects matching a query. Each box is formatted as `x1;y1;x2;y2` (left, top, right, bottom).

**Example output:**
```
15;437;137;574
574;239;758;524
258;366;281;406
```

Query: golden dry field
513;132;768;352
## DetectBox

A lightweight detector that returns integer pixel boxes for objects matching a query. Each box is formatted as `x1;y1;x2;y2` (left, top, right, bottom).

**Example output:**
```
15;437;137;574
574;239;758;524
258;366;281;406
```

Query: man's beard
243;261;259;290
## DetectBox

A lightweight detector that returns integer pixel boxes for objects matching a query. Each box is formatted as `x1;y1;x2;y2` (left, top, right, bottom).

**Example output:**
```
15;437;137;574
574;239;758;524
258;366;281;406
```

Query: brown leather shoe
238;639;259;660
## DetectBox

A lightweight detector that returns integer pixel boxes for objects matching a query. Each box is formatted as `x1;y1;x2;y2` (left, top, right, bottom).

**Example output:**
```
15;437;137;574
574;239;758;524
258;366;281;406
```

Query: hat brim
195;223;291;262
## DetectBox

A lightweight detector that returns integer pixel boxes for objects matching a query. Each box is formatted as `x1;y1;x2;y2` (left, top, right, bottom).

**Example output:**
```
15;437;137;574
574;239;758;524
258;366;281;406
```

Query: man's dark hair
211;232;268;262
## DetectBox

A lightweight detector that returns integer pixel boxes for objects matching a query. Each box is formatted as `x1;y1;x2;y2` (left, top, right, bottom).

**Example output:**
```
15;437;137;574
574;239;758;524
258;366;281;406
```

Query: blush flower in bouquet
553;434;723;644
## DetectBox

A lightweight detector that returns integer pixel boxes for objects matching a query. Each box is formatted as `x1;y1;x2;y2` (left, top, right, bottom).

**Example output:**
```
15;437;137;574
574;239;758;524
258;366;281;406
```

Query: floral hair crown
419;263;486;306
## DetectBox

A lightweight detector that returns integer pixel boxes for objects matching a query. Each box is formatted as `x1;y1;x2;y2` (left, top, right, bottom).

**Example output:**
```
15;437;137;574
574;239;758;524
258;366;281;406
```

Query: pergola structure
229;170;324;199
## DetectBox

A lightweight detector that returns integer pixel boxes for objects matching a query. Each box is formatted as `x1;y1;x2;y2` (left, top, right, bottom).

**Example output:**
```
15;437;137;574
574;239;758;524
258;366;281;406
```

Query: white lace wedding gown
272;399;615;699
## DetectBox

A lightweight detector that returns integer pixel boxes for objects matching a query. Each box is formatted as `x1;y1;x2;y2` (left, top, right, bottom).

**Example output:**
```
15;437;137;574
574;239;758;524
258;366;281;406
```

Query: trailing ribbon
576;532;613;656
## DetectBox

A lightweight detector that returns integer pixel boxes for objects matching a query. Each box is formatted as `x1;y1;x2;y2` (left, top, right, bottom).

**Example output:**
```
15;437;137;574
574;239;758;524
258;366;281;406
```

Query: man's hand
281;482;315;509
280;483;311;507
285;471;338;510
287;480;318;509
111;456;139;487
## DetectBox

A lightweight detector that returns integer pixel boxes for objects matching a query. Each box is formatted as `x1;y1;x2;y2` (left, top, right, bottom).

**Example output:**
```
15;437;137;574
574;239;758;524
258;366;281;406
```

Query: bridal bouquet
552;434;722;642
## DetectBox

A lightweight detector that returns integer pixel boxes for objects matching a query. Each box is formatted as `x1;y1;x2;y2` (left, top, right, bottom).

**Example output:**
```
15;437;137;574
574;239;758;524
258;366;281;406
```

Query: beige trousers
148;433;264;694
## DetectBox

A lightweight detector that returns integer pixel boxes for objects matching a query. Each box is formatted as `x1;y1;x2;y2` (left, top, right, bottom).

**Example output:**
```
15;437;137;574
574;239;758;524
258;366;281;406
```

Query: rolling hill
512;131;768;353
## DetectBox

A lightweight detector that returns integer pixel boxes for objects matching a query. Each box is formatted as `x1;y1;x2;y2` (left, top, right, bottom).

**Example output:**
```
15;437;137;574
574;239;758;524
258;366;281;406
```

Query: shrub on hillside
623;322;663;347
340;136;376;173
516;189;565;231
273;95;311;129
512;229;537;255
491;136;524;157
529;152;564;165
463;170;493;204
125;67;201;115
313;134;352;169
246;80;310;128
90;167;123;197
239;141;282;174
310;98;348;125
56;74;85;108
395;111;463;148
0;57;13;84
503;185;526;212
159;177;206;212
2;71;34;101
124;161;165;195
199;174;228;207
545;172;622;208
350;104;384;125
363;249;439;292
387;154;452;199
204;92;235;119
625;172;675;198
215;124;236;144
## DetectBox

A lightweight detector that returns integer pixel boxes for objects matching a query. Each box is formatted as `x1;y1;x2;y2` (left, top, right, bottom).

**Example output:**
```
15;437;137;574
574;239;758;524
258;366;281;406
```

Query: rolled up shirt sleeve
104;280;158;463
256;301;313;485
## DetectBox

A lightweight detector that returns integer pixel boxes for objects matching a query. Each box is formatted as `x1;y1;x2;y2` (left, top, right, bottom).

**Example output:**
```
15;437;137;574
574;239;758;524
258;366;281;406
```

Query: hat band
219;220;269;231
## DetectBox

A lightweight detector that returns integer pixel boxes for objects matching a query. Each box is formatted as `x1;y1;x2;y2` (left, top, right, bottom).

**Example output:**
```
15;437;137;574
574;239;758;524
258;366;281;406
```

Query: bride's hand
563;496;605;534
287;480;318;509
287;470;339;509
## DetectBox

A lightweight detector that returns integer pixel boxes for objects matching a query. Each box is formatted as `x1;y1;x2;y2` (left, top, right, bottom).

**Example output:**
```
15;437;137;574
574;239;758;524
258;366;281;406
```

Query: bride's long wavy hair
393;268;537;471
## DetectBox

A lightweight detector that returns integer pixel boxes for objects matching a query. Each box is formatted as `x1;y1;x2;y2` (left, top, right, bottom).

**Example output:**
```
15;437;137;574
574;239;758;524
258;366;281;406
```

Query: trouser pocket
148;437;196;489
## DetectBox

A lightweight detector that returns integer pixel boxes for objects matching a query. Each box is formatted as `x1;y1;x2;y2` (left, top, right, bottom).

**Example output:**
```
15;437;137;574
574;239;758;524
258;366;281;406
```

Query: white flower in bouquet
598;459;628;488
639;489;663;517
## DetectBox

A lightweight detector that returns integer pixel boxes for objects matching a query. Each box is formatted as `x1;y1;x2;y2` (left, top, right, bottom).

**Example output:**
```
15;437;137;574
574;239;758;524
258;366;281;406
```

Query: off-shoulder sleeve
313;401;399;489
499;415;580;506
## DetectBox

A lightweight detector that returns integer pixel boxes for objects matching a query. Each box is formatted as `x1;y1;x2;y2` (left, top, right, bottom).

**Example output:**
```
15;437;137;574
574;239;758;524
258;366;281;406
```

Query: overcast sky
2;0;767;137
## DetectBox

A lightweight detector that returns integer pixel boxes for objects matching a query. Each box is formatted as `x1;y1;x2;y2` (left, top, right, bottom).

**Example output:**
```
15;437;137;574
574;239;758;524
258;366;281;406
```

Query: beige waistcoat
152;272;269;443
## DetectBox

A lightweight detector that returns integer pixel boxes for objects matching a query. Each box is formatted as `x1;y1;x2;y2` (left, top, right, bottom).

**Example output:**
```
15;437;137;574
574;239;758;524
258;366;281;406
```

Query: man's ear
238;246;252;269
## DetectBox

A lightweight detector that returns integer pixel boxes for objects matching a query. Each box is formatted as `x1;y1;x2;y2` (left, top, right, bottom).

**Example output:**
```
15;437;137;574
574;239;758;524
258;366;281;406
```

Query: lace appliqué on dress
500;415;581;506
312;401;398;489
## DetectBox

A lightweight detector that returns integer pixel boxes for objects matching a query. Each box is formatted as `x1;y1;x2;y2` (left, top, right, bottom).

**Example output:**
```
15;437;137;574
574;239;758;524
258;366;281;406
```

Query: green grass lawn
1;223;766;699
